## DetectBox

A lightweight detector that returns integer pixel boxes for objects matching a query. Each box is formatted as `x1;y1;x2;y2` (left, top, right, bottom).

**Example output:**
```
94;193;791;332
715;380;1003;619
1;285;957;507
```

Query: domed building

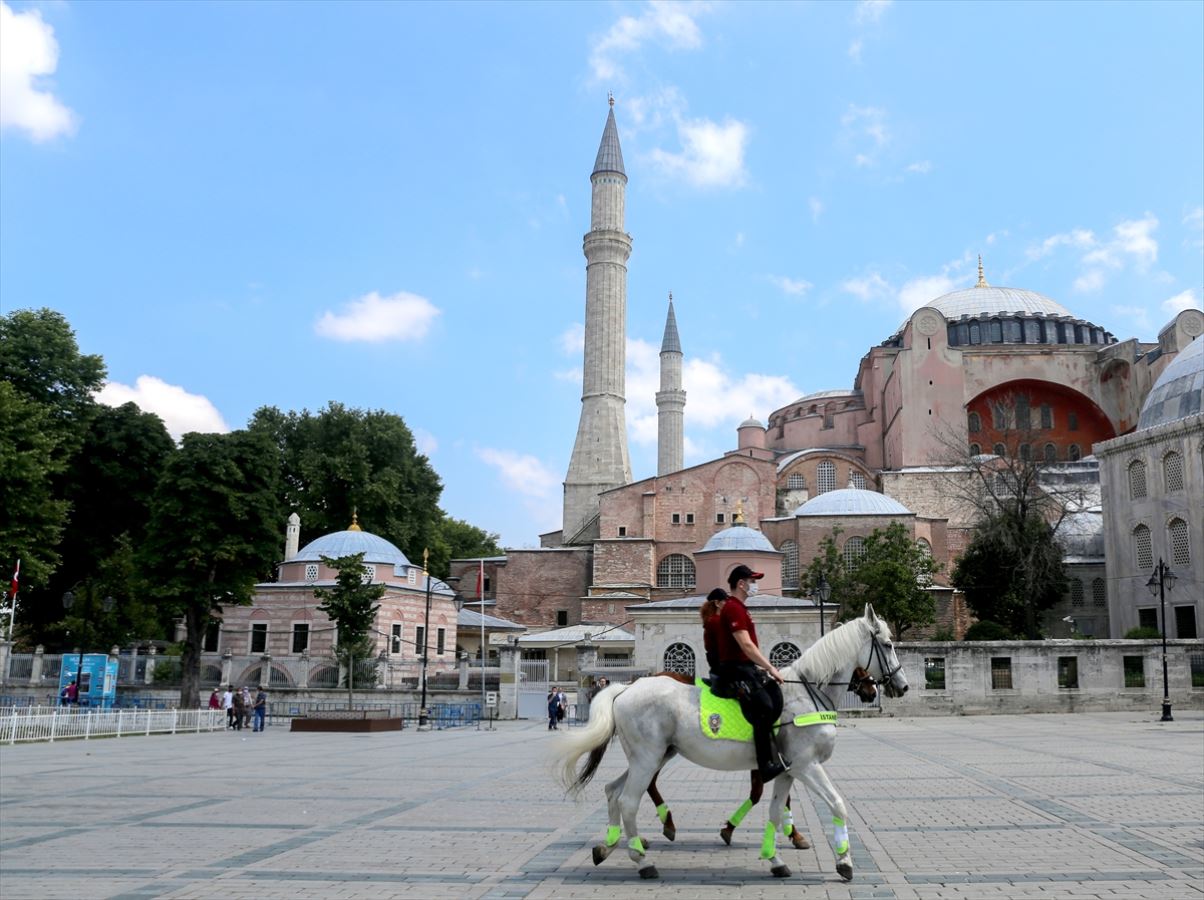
1095;335;1202;639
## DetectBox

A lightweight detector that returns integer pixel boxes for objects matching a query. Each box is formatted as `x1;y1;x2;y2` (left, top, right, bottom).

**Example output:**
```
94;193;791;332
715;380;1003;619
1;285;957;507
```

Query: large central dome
928;285;1074;320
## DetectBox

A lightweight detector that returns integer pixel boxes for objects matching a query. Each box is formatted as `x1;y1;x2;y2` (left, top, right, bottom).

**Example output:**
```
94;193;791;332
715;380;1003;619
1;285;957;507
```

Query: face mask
746;580;759;596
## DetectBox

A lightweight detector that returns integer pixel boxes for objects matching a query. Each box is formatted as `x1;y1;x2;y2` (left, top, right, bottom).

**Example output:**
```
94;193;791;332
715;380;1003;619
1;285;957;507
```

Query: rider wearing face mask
713;564;788;781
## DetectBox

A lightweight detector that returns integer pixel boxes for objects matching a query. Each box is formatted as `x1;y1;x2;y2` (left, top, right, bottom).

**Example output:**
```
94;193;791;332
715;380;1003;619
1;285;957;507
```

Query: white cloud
1162;288;1202;316
897;275;957;316
0;1;77;142
809;197;824;223
840;272;890;301
847;38;863;63
590;1;706;82
1026;228;1096;260
413;428;438;456
768;275;813;296
1113;214;1158;270
733;231;745;248
558;322;585;355
1030;216;1160;293
1074;270;1107;293
906;160;932;175
624;85;686;136
96;376;229;441
476;448;559;499
841;105;890;167
1110;304;1152;333
854;0;893;25
649;116;749;189
314;290;441;342
1185;206;1203;250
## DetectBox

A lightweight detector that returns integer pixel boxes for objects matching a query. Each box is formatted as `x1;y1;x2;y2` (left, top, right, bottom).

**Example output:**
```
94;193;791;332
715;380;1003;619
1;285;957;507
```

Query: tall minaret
563;98;633;542
656;293;685;475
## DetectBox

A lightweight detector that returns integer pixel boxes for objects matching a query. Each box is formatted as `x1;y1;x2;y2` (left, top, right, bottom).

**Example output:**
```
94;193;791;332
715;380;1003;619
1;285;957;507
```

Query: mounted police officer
711;564;788;781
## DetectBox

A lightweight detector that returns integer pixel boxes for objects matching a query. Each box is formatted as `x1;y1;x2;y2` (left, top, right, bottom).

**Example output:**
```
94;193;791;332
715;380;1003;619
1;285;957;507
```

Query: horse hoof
592;846;607;867
719;825;734;846
639;866;659;880
836;862;853;882
771;864;792;878
662;824;676;841
790;832;812;850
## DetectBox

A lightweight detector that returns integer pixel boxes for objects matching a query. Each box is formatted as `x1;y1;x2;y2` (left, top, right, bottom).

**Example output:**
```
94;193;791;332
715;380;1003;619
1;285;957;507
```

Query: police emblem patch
708;712;722;735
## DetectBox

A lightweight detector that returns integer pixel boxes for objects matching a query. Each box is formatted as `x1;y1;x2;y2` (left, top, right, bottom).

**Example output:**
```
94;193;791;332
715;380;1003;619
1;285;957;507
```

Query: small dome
699;525;776;553
739;416;764;429
1138;337;1202;429
1057;508;1104;559
795;489;911;517
293;529;412;566
927;286;1075;320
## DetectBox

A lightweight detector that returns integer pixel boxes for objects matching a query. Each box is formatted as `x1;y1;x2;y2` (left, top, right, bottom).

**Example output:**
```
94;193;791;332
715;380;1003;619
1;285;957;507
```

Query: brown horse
644;668;878;849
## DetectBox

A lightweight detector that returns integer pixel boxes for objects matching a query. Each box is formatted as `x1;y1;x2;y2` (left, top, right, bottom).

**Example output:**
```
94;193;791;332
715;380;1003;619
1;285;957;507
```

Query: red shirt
703;613;723;670
716;595;758;664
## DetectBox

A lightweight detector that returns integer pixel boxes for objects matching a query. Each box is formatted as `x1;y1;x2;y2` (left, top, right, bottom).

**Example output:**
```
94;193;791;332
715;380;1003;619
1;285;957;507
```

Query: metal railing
1;706;226;744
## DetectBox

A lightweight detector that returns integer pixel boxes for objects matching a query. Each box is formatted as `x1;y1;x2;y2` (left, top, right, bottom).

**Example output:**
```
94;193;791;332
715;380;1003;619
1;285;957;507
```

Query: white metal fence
1;706;226;744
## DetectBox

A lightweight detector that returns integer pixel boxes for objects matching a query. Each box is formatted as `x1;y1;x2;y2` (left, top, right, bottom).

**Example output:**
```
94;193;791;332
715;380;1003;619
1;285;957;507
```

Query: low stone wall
890;639;1204;716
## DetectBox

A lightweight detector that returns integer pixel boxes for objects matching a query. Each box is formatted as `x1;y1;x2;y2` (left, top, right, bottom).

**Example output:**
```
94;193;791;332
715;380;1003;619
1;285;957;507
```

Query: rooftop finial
734;499;745;526
668;290;673;302
976;254;989;288
348;508;361;531
608;92;614;108
422;547;429;576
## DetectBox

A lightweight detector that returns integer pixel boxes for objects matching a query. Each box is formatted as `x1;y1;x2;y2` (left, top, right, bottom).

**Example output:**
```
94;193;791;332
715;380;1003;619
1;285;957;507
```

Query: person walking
231;687;245;731
252;688;267;732
207;689;221;711
711;565;788;781
547;688;560;730
222;686;234;728
239;687;253;730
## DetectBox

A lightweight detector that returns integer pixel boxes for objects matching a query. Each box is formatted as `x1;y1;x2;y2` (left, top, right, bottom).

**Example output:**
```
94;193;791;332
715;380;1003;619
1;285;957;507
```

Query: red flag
6;559;16;601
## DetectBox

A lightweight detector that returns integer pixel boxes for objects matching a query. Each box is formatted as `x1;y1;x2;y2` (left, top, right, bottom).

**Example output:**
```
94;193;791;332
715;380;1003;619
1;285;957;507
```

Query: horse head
861;604;908;698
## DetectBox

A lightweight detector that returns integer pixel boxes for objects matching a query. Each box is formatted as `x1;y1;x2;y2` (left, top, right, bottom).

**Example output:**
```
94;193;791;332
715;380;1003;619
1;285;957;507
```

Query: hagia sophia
218;102;1201;691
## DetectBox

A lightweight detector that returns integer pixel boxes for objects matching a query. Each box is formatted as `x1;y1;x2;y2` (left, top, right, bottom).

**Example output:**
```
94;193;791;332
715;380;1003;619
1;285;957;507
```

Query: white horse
552;604;908;881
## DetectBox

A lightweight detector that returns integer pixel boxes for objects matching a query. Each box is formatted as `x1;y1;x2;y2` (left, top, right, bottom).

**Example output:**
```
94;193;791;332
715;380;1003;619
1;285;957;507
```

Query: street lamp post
418;549;433;730
1146;558;1177;723
449;571;489;731
61;586;114;706
816;575;832;637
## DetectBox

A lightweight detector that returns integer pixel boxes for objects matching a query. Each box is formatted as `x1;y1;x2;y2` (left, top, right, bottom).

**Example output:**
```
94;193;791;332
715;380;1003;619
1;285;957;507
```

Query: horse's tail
552;682;629;798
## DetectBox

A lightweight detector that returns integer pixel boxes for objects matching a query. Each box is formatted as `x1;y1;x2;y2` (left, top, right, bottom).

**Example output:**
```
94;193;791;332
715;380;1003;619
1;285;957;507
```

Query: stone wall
492;547;591;627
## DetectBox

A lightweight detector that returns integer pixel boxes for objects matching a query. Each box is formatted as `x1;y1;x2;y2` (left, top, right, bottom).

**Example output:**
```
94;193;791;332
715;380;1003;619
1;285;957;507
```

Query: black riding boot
754;724;787;781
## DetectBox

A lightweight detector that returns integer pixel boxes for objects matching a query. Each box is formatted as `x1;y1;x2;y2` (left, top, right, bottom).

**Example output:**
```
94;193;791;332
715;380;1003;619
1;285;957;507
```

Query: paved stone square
1;711;1201;899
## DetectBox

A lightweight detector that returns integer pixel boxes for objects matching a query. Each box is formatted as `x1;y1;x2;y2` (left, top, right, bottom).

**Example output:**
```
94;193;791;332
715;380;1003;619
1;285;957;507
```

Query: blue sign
58;654;118;708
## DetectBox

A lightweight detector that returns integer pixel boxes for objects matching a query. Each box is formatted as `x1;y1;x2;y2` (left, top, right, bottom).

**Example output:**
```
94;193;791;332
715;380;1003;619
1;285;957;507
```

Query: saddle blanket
696;679;839;741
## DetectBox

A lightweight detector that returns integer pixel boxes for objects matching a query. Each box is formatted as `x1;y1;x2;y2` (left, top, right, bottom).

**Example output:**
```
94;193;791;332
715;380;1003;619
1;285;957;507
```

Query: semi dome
927;286;1074;320
1138;337;1202;430
795;488;911;517
292;529;412;566
1056;508;1104;559
699;525;776;554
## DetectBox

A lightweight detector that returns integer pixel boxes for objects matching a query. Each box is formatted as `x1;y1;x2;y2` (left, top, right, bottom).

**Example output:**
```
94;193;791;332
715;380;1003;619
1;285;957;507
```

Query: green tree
314;552;386;704
801;527;852;622
249;402;444;568
846;522;939;640
429;516;503;575
140;430;282;706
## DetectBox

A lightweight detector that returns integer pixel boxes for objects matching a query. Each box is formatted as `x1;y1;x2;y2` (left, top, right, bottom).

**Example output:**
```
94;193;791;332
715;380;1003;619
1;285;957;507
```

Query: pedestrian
547;688;560;730
222;686;235;729
252;687;267;732
711;565;788;781
207;689;221;711
239;686;253;730
59;681;73;707
66;680;79;706
556;686;568;725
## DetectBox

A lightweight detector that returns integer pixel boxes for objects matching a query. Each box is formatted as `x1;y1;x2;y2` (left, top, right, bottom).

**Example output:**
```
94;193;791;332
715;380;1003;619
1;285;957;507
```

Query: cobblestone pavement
1;711;1201;899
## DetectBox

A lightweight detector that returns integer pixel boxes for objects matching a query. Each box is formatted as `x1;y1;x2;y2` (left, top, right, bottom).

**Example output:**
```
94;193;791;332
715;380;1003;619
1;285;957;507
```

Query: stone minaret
656;294;685;475
284;512;300;560
563;98;633;542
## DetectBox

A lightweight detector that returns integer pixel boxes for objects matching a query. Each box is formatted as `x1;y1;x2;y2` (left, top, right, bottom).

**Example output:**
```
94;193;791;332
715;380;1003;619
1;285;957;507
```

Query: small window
715;513;726;524
850;471;867;490
786;473;805;490
1189;653;1204;689
663;642;696;678
991;404;1008;429
817;461;837;494
1128;460;1147;499
1070;580;1084;608
685;513;695;524
304;563;319;583
967;411;981;433
1016;396;1031;430
1068;412;1079;431
769;642;802;668
993;443;1006;456
990;657;1013;690
1169;518;1190;567
1133;524;1153;570
1175;605;1198;640
969;443;981;456
1092;578;1106;607
656;553;696;588
1025;320;1041;343
361;564;374;585
1068;444;1081;461
1044;443;1057;462
1044;320;1059;343
617;526;627;537
436;627;446;655
292;623;310;654
989;320;1003;342
671;513;681;524
843;536;866;569
415;625;426;656
780;540;799;589
1040;404;1053;428
1163;451;1184;492
1138;608;1158;631
925;657;946;690
556;609;568;627
1123;656;1145;688
203;622;220;653
1058;657;1079;689
390;623;401;655
251;623;268;654
1019;443;1031;461
969;322;981;344
408;568;417;585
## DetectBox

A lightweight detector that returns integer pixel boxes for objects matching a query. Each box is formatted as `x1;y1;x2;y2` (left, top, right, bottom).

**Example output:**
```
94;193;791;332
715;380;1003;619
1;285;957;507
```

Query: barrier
1;706;226;744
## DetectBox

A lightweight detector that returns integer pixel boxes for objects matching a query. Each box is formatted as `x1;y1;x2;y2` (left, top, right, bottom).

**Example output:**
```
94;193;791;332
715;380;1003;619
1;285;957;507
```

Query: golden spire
422;547;429;576
608;91;614;108
976;255;989;288
734;499;745;525
348;508;362;531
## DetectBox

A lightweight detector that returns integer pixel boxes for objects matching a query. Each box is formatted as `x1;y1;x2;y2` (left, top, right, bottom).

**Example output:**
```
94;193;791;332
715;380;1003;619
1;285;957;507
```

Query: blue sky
3;0;1202;549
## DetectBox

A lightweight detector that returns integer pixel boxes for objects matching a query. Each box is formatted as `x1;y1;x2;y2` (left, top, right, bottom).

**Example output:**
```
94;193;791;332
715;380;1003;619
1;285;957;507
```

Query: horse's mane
786;614;892;684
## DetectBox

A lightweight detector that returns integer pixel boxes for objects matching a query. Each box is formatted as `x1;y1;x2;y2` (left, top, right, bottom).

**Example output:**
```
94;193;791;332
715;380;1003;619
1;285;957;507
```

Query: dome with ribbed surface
795;489;911;517
292;530;412;566
699;525;776;553
928;286;1074;320
1138;337;1202;429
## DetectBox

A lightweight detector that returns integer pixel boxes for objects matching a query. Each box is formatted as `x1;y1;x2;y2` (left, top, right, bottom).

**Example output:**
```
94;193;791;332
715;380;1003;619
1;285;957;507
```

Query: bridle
863;631;904;692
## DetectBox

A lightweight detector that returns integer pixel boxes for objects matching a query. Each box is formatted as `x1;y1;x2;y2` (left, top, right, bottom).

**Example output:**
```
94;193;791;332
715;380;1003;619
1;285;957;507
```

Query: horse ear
864;603;878;624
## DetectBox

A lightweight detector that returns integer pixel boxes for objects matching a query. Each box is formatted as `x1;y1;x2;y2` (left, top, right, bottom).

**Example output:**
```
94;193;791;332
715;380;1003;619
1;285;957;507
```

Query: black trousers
712;663;784;768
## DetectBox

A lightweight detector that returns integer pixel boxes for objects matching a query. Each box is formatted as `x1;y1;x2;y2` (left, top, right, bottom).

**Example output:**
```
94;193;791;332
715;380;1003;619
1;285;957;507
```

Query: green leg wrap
628;836;646;855
656;803;669;823
605;825;621;847
782;805;794;835
728;797;755;827
832;816;849;855
759;821;777;860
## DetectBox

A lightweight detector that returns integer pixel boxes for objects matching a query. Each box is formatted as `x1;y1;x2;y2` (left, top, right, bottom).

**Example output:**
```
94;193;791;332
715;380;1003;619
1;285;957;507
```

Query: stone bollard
0;640;11;686
220;649;233;688
144;645;157;685
298;650;310;689
31;645;45;686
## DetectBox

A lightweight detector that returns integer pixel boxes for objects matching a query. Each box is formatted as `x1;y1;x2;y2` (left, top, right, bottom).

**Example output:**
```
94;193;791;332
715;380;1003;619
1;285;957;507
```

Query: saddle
697;679;755;742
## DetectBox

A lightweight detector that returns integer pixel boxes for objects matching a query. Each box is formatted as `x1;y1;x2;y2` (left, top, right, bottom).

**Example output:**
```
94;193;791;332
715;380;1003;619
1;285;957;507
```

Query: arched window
1070;580;1084;608
967;411;981;433
1044;443;1058;462
1040;404;1053;428
917;537;932;556
1044;320;1059;343
1092;578;1106;607
1128;460;1147;499
843;536;866;569
1163;451;1183;492
1133;524;1152;570
1016;396;1031;430
656;554;696;588
769;642;802;669
969;322;981;344
780;540;800;589
849;471;867;490
1025;320;1041;343
989;319;1003;342
1068;444;1081;461
1004;319;1021;342
817;461;836;494
969;443;981;456
1020;443;1032;461
1169;518;1190;567
786;473;805;490
663;642;696;678
993;443;1006;456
